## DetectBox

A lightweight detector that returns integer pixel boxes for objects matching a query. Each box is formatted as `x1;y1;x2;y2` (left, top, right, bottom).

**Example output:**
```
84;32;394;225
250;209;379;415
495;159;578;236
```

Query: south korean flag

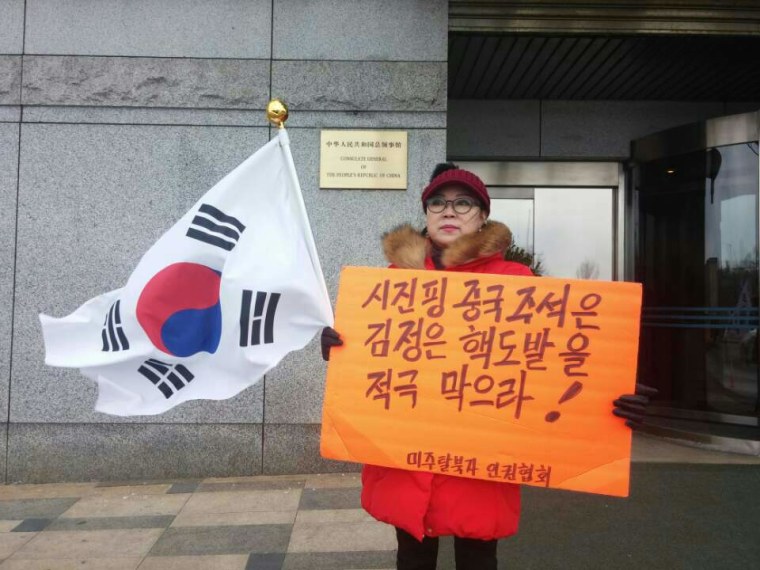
40;130;333;416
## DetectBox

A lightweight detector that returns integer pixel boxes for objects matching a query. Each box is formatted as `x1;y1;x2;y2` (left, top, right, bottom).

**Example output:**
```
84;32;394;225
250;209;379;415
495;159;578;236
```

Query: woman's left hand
612;383;658;428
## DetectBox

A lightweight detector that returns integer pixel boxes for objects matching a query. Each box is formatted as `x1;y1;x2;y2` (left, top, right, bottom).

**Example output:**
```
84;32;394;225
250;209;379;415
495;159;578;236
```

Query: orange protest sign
320;266;642;497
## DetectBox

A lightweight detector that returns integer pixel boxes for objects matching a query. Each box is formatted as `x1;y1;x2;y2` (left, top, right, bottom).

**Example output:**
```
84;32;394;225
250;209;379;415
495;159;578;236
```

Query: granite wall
1;0;448;483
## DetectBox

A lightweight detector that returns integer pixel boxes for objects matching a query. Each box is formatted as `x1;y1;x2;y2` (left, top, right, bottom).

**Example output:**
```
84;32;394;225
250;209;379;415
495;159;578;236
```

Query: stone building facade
0;0;447;483
1;1;759;482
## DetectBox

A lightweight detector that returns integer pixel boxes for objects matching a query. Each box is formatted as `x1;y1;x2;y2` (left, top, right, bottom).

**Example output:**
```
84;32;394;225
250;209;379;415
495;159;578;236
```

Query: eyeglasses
425;196;479;214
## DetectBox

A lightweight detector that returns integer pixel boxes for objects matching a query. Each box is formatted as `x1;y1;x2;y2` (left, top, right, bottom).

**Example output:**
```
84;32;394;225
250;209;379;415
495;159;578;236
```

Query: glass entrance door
489;187;615;280
632;112;760;421
460;161;623;281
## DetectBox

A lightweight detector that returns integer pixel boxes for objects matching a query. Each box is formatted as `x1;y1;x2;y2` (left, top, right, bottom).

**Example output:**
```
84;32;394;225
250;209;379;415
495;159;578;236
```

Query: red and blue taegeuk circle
136;262;222;357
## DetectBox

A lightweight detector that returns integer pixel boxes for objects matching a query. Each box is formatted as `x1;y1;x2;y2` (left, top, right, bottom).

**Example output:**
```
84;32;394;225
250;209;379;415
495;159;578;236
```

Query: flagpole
267;99;334;321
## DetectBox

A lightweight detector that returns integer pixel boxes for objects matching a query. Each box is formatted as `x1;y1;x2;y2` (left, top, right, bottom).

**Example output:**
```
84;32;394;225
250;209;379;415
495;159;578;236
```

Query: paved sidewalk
0;436;758;569
0;472;387;570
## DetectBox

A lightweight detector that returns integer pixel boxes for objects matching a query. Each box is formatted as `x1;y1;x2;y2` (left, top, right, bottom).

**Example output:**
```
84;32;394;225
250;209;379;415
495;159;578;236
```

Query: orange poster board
320;266;642;497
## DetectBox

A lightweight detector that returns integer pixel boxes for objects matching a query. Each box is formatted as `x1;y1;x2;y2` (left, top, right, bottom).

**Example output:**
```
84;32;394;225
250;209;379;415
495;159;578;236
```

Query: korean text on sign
321;267;642;497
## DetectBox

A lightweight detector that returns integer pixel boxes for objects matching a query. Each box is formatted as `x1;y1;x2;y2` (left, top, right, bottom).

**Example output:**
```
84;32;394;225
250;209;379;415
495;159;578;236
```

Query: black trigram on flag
186;203;246;251
239;290;281;346
138;359;194;399
101;300;129;352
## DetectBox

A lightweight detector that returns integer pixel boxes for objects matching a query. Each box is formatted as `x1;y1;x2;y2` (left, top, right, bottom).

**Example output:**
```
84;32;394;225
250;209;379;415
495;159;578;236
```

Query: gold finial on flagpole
266;99;289;129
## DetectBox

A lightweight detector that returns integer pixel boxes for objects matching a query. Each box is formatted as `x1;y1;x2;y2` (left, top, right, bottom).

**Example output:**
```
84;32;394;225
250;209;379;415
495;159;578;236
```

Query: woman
321;163;652;570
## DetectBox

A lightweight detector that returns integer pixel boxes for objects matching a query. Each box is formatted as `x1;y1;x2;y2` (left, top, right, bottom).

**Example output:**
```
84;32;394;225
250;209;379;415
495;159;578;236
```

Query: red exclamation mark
544;381;584;422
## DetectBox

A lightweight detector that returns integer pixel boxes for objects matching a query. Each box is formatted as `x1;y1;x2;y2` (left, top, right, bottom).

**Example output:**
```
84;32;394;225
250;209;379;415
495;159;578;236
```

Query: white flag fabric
40;130;333;416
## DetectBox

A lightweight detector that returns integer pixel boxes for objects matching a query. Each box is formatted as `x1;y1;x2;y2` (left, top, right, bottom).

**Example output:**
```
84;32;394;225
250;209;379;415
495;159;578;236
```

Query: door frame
630;110;760;425
459;160;625;280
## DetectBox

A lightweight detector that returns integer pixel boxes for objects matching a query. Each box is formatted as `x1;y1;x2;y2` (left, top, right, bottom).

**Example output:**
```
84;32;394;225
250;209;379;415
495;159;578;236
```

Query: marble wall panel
263;424;360;475
12;124;269;424
272;61;447;112
22;56;270;109
25;0;272;58
0;0;24;54
273;0;446;61
7;423;262;483
0;57;21;106
0;123;18;425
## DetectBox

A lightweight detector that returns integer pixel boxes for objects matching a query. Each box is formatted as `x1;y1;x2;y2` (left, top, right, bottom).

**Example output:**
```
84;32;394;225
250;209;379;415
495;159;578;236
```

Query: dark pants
395;527;498;570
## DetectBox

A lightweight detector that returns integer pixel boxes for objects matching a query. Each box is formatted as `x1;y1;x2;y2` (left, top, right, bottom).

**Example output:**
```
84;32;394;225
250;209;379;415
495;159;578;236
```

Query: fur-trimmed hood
382;220;513;269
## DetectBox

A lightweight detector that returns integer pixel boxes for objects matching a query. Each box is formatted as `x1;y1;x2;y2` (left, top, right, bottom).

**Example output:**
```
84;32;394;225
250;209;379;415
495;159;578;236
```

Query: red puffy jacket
361;222;534;541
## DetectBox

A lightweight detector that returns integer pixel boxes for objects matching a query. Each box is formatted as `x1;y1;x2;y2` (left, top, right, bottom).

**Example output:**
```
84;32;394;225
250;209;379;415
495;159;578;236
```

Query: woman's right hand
320;327;343;361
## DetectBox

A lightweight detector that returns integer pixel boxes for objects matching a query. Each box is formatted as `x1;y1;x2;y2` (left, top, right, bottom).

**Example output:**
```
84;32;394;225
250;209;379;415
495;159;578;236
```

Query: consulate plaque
320;130;408;190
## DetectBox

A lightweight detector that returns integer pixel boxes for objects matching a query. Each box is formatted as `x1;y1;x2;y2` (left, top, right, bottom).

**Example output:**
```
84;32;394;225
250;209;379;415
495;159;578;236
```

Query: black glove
321;327;343;361
612;383;658;428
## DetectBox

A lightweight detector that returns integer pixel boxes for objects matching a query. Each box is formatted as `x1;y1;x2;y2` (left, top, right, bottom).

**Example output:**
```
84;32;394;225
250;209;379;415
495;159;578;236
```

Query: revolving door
632;112;760;426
